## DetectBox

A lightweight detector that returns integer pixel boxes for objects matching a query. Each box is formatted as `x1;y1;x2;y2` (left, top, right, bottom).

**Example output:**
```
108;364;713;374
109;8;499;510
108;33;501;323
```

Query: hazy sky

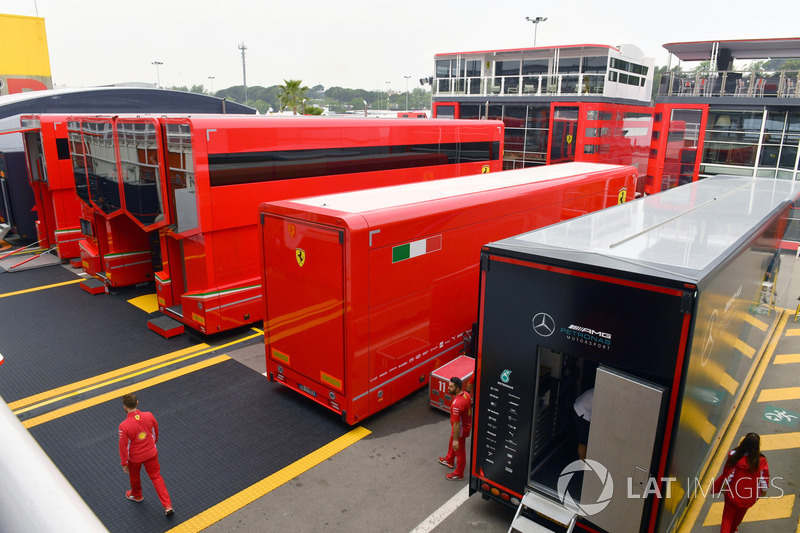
4;0;800;93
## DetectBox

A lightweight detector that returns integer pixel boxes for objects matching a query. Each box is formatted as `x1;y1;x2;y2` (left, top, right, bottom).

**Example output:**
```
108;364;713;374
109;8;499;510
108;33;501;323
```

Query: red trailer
259;162;637;424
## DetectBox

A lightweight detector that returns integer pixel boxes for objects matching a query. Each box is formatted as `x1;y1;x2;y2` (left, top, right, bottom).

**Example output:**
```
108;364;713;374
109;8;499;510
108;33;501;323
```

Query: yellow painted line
758;387;800;402
761;432;800;451
23;355;230;429
702;495;794;526
10;330;262;412
0;278;82;299
719;373;739;396
774;353;800;364
128;293;159;314
745;313;769;332
677;311;787;533
8;344;210;411
734;338;756;358
786;329;800;337
700;421;717;445
166;426;371;533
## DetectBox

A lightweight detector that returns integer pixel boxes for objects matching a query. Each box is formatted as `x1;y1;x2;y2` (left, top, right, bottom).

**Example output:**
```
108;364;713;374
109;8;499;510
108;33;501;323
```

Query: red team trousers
127;453;171;508
443;434;467;477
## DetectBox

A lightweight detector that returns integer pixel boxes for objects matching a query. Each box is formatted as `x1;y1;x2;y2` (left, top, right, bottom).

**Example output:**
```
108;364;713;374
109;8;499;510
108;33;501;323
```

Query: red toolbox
429;355;475;413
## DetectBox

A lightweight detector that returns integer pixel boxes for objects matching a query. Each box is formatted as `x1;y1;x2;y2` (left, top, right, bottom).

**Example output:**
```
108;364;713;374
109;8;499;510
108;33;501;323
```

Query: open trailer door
582;366;667;532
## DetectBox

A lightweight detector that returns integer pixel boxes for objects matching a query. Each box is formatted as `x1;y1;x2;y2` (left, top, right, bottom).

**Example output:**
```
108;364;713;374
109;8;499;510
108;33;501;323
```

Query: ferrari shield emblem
296;248;306;267
481;165;491;174
618;188;628;204
566;134;574;144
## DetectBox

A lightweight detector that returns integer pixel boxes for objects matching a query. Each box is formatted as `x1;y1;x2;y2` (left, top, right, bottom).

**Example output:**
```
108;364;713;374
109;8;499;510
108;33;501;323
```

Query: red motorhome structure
66;117;150;288
259;162;636;424
18;115;82;259
97;116;503;334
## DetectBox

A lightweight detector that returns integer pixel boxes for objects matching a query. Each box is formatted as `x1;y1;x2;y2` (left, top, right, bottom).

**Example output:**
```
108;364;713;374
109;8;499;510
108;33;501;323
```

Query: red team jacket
119;410;159;465
713;451;770;508
450;391;472;438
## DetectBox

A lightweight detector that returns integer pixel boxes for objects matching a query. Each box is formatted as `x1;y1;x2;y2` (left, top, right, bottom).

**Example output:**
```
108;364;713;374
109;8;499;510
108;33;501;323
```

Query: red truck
259;162;637;424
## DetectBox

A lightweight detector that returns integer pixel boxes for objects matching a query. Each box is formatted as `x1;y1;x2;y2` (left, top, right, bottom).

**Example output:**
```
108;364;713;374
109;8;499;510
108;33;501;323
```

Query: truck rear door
582;366;667;532
263;215;346;398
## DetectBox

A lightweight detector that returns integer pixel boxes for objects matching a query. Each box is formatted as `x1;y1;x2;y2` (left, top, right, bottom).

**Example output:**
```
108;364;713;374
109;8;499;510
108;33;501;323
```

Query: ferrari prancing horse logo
296;248;306;267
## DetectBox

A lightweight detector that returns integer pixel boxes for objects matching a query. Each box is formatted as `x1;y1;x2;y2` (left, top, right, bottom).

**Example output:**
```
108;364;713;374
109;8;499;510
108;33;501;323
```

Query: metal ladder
508;492;577;533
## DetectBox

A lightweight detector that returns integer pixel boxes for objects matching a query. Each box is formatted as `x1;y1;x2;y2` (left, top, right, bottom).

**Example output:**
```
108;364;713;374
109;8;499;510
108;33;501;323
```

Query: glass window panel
487;105;503;122
436;60;451;78
503;106;526;128
759;145;780;167
505;129;525;151
525;129;548;155
526;106;549;129
459;104;483;120
522;59;549;74
466;60;481;77
787;112;800;133
582;56;607;73
702;142;757;166
558;58;580;74
118;121;165;226
165;123;197;233
495;60;520;76
779;145;798;169
765;111;786;133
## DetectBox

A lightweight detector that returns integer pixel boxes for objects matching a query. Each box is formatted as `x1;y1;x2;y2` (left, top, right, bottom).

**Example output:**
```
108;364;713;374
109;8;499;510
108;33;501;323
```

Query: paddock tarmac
1;252;799;532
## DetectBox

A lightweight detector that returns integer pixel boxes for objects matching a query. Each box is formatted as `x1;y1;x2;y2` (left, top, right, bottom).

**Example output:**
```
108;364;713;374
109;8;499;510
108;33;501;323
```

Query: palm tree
278;79;309;115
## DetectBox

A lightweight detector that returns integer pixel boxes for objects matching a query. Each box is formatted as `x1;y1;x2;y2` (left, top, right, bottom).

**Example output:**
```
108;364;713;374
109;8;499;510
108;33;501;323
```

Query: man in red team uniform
438;377;472;480
119;393;174;517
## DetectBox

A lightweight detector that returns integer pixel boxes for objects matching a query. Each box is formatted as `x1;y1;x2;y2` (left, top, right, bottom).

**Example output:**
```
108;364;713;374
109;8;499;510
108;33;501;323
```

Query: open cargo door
263;215;347;399
582;366;667;532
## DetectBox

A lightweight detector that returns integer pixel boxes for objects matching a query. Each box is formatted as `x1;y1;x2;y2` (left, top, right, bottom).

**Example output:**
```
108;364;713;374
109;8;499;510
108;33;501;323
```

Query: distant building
431;43;655;186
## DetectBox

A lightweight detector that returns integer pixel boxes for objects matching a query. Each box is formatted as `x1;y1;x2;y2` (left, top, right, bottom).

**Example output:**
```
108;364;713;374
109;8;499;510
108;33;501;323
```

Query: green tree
278;79;310;115
304;104;325;115
190;84;207;95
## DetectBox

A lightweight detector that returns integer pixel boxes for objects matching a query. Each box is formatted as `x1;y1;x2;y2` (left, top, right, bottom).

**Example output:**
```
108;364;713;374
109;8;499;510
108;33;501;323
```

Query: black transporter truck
471;176;799;533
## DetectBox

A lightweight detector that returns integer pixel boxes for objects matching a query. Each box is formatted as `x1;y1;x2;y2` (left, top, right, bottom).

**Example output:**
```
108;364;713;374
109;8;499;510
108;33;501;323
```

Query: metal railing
659;70;800;98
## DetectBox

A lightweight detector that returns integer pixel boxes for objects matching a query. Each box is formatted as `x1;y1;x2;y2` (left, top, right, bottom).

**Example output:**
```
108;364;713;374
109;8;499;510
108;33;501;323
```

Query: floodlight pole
238;42;248;106
525;16;548;46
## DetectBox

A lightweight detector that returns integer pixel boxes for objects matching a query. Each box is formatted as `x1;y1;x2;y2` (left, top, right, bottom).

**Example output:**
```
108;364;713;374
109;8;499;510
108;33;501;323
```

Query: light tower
525;16;547;46
151;61;163;88
238;42;248;105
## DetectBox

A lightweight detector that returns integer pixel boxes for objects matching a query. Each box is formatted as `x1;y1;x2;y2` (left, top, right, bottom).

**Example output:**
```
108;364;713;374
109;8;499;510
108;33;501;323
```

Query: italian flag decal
392;235;442;263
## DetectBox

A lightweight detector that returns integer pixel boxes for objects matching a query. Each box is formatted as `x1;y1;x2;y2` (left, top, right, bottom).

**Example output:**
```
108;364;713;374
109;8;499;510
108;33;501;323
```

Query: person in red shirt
119;393;174;517
438;377;472;480
712;433;769;533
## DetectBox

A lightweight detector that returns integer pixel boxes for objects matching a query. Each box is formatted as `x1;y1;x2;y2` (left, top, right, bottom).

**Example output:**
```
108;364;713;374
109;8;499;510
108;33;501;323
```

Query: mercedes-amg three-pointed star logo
532;312;555;337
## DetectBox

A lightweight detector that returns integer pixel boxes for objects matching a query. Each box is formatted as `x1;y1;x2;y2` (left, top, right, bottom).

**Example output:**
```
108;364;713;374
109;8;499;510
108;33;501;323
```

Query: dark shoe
125;491;143;502
438;457;454;469
445;472;463;480
165;507;174;517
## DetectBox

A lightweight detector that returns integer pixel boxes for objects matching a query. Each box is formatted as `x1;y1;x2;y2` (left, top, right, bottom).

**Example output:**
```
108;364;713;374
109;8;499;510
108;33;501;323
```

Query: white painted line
409;485;470;533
